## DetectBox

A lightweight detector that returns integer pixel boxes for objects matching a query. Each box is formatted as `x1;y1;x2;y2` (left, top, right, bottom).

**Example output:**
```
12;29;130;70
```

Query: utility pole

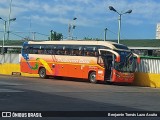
104;28;108;41
109;6;132;43
7;0;12;41
50;30;53;41
33;32;36;40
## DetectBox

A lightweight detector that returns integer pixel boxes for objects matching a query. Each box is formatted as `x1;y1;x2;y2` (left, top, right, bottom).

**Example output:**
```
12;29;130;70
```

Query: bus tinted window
99;45;110;49
63;45;72;55
113;44;129;50
52;45;71;55
84;46;98;57
71;46;83;56
33;45;43;54
78;46;83;56
53;45;61;55
24;44;111;57
51;45;57;55
45;45;52;54
27;44;46;54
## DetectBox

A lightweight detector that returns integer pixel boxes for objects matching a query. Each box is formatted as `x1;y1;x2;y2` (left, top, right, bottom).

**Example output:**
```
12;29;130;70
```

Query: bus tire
39;68;48;79
89;71;97;83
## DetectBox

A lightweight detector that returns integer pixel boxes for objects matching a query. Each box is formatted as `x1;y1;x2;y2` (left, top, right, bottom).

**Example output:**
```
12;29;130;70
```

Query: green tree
49;30;63;41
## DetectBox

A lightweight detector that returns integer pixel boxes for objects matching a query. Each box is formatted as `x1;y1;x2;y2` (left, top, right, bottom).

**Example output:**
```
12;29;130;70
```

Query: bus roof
27;40;129;51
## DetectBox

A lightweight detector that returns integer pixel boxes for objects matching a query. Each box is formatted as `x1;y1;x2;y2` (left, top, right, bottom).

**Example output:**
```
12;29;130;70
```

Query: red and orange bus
20;41;140;83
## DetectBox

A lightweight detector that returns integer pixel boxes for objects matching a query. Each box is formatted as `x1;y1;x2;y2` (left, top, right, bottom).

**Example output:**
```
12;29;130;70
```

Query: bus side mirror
137;57;140;64
133;53;140;64
115;56;120;62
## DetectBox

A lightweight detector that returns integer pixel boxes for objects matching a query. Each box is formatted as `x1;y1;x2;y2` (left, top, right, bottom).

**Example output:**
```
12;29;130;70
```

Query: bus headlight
98;70;103;74
115;73;120;77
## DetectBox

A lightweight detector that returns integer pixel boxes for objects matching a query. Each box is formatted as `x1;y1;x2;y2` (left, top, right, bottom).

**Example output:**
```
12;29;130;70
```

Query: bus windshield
114;50;136;72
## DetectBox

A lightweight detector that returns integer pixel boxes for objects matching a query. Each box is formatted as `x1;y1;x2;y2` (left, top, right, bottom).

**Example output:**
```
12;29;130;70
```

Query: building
156;23;160;39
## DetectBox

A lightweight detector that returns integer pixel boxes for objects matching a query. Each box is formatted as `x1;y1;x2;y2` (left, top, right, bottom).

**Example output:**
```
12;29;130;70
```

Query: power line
103;28;127;40
12;31;49;36
107;29;117;36
5;31;49;40
9;31;26;39
36;32;49;36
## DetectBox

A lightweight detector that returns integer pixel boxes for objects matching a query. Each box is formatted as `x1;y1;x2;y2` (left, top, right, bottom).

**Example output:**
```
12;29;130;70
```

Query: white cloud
106;0;160;24
42;3;74;15
13;0;41;10
27;14;98;27
126;19;143;25
1;0;160;28
0;7;9;17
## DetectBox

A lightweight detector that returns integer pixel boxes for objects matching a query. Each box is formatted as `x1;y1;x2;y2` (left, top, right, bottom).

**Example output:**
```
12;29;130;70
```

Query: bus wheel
89;72;97;83
39;68;48;79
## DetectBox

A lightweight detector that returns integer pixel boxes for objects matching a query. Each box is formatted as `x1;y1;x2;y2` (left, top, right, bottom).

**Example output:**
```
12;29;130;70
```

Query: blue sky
0;0;160;40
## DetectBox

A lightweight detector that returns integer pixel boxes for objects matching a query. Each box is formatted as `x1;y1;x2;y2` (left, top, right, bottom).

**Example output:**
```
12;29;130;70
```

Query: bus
20;41;140;83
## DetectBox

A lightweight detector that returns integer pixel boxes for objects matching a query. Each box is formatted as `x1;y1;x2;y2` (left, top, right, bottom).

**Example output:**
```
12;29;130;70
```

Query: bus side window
79;50;82;56
71;50;76;55
75;50;79;56
41;46;46;54
64;50;67;55
45;45;52;54
52;46;57;55
61;50;65;55
33;49;38;54
63;45;72;55
48;50;52;54
71;48;79;56
85;51;90;56
59;50;63;55
51;49;55;55
84;51;87;56
31;45;39;54
38;50;43;54
29;47;33;54
94;51;98;57
78;46;83;56
90;51;95;56
56;50;60;55
83;46;98;57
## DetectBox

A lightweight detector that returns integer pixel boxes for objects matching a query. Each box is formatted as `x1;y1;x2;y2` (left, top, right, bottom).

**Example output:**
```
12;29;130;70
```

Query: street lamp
72;17;77;40
0;17;16;54
109;6;132;44
68;17;77;40
7;17;16;41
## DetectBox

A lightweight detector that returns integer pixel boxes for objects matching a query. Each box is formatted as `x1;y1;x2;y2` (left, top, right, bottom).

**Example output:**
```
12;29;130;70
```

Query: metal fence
0;54;20;64
137;57;160;74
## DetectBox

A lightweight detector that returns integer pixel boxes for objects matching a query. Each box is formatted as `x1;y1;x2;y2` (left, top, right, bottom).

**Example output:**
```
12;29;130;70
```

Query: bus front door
103;55;113;81
98;49;120;82
97;54;113;81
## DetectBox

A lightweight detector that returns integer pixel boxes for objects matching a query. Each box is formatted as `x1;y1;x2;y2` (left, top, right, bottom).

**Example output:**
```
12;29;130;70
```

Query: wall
134;56;160;88
0;54;20;64
0;54;39;77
